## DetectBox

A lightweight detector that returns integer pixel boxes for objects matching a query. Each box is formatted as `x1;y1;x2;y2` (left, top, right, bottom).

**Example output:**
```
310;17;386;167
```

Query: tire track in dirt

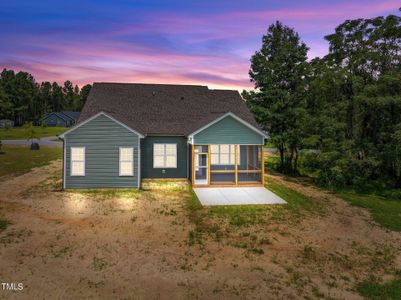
0;160;61;202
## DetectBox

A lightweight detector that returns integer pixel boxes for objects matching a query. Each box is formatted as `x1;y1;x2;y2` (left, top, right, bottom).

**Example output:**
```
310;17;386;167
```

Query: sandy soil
0;161;400;299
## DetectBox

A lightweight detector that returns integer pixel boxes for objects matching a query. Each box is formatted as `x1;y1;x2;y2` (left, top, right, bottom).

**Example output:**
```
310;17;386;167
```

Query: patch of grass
0;219;9;231
335;191;401;231
0;145;62;177
248;247;264;255
188;227;203;246
0;126;66;140
251;266;265;272
259;237;271;245
356;278;401;300
208;205;268;227
70;189;140;199
302;244;316;261
92;256;108;271
265;178;323;219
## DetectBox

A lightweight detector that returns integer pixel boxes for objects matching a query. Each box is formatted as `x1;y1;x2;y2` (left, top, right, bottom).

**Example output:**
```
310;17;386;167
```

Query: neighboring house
59;83;267;189
0;119;14;128
42;111;80;127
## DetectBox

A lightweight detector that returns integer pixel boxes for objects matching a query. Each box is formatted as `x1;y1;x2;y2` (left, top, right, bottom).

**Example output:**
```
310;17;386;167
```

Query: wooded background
244;12;401;190
0;70;91;126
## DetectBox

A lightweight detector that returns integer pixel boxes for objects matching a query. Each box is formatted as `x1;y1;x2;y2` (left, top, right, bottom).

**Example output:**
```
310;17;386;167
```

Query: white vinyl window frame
153;143;177;168
119;147;134;176
70;147;85;176
210;144;239;166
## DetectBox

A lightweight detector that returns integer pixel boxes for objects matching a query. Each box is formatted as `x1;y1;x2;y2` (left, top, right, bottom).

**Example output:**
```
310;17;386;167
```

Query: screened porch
192;144;264;186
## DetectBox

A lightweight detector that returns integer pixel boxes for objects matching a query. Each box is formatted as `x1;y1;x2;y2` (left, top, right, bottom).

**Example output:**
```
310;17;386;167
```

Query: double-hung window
210;144;239;165
119;147;134;176
153;144;177;168
71;147;85;176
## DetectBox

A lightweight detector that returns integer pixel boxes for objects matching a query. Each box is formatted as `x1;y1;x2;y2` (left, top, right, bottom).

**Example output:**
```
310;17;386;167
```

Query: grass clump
92;256;108;271
0;219;9;231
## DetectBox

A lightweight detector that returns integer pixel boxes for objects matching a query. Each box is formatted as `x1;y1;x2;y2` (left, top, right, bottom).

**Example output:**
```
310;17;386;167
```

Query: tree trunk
294;147;298;172
279;144;284;169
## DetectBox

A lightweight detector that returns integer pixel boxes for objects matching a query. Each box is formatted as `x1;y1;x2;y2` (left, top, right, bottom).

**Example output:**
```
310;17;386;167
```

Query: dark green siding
141;136;188;178
65;114;140;189
193;115;264;145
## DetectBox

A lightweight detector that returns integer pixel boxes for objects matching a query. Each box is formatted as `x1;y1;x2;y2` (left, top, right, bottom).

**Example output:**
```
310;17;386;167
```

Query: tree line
0;69;92;126
244;11;401;190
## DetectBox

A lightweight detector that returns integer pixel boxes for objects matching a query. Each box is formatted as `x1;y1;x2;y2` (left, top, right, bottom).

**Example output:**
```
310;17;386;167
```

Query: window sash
71;147;85;176
119;147;134;176
153;144;177;168
210;144;239;165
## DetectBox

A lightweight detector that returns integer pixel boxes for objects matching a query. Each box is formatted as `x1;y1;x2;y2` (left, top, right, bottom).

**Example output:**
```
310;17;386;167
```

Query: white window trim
70;147;85;176
153;143;177;169
210;144;240;166
119;147;134;176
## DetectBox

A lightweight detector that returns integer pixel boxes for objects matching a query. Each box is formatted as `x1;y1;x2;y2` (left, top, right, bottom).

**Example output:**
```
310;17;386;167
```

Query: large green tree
244;21;309;172
301;13;401;188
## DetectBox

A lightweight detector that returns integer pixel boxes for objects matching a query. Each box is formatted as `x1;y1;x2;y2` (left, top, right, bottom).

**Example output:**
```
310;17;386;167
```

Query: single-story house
43;111;80;127
59;83;267;189
0;119;14;128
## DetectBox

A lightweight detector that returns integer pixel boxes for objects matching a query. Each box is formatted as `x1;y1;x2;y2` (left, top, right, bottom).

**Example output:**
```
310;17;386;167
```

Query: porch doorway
194;145;208;185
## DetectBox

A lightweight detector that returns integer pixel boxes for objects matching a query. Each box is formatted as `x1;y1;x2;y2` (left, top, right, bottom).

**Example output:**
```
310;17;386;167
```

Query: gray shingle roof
79;83;258;136
61;111;80;121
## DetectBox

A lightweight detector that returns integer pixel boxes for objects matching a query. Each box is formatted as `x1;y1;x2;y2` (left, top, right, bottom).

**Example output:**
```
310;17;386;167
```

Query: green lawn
0;126;66;140
356;277;401;300
264;153;401;232
0;145;62;178
335;191;401;232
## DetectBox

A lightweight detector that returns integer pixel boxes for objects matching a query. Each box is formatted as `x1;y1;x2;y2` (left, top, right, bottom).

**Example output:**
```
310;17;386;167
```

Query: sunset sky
0;0;399;90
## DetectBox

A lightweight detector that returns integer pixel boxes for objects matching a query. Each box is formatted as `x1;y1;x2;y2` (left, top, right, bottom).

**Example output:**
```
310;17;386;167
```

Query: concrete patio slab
193;187;286;206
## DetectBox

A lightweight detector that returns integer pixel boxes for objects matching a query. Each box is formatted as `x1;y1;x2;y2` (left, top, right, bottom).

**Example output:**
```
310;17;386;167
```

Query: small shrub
259;237;271;245
0;219;9;231
248;247;264;255
92;256;108;271
303;244;316;260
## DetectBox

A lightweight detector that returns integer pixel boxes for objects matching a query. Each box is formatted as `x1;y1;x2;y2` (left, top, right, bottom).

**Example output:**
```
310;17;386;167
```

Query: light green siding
193;115;264;145
64;114;140;189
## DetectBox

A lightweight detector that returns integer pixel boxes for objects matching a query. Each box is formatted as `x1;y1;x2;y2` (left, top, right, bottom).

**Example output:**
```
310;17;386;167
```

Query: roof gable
43;112;70;122
78;83;259;136
59;111;144;138
189;113;266;145
61;111;80;121
189;112;267;138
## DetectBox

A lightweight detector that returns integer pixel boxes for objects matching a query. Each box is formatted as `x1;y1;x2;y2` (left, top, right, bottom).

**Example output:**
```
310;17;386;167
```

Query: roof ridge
93;82;209;89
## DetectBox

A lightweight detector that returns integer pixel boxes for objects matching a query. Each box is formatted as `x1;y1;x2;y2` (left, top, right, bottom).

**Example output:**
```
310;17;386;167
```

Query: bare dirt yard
0;160;401;299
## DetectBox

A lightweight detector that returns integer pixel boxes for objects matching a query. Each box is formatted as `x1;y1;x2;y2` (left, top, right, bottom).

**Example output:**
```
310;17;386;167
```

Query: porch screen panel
238;145;262;183
210;144;236;184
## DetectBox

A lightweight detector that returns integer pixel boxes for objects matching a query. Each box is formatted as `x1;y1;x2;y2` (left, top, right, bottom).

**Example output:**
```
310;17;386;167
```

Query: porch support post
207;145;211;185
191;144;194;187
235;144;238;185
246;145;249;176
261;145;265;185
